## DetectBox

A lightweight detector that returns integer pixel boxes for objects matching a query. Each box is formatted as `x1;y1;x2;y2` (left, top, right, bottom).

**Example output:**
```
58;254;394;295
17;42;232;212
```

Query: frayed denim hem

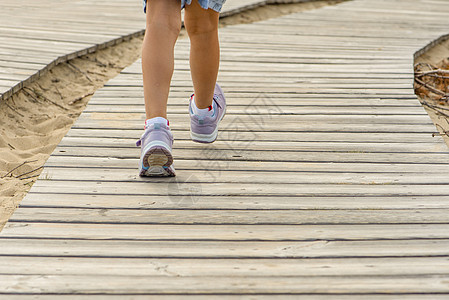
143;0;225;13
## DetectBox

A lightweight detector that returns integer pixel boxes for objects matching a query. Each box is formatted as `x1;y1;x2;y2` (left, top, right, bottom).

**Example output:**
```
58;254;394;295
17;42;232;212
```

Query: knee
148;16;181;37
185;15;218;38
146;2;181;37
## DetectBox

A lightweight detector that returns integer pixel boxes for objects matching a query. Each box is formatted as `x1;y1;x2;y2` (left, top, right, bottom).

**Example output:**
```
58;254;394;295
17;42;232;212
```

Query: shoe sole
191;106;226;143
139;143;175;177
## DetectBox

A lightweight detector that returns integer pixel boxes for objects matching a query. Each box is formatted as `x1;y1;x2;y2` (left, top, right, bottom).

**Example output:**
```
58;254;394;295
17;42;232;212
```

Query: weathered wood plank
37;167;449;184
21;193;449;210
50;146;449;164
73;114;437;127
82;105;425;115
90;92;419;101
57;136;448;152
65;131;449;153
56;136;448;151
3;0;449;296
1;256;449;277
26;180;449;197
108;73;415;82
1;238;449;260
3;223;449;241
66;126;442;138
9;207;449;225
0;274;448;294
43;156;449;173
1;296;446;300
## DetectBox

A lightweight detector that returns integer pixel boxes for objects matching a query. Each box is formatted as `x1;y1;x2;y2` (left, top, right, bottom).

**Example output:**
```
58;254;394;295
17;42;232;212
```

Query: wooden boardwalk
2;0;449;297
0;0;259;101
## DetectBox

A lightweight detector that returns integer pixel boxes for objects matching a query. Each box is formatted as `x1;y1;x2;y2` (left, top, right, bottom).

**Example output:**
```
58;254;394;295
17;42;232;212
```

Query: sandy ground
0;38;143;229
0;0;376;230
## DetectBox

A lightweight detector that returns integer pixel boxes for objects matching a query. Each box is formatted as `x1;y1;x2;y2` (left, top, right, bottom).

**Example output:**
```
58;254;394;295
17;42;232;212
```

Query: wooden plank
70;120;440;135
217;31;435;46
21;193;449;210
0;28;120;45
0;237;448;255
219;25;443;40
0;60;46;70
0;73;32;81
3;223;449;241
9;207;449;225
123;69;416;79
1;296;446;300
104;76;416;84
50;146;449;164
84;93;419;101
65;131;449;152
1;256;449;277
37;167;449;184
26;180;449;197
57;136;448;150
91;86;418;95
43;156;449;173
74;114;436;127
82;105;425;115
0;274;448;294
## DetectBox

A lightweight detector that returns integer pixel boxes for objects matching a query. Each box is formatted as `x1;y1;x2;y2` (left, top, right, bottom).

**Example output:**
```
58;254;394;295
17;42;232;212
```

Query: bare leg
184;0;220;109
142;0;181;119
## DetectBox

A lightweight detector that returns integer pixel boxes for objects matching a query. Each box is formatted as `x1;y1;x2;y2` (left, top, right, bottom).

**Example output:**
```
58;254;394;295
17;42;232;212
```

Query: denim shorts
143;0;226;13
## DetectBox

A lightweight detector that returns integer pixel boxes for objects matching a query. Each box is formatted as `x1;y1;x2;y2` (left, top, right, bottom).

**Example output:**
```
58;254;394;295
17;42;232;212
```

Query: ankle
191;95;214;117
191;93;213;109
145;117;169;129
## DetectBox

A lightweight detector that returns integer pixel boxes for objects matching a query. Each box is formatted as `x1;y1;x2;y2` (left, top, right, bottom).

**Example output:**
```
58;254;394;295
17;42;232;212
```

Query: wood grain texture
0;0;267;101
2;0;449;296
0;274;449;294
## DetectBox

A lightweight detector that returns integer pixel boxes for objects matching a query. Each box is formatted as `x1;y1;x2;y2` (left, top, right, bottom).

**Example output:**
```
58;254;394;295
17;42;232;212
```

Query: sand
0;0;365;230
0;37;143;229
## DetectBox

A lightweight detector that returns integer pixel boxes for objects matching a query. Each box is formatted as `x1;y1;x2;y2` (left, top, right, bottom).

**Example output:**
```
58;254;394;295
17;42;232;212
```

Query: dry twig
69;91;95;105
5;102;25;117
1;160;38;178
15;166;44;179
18;174;42;181
67;61;93;83
421;100;449;119
414;77;449;97
23;87;68;111
416;69;449;77
433;123;449;137
54;85;64;100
